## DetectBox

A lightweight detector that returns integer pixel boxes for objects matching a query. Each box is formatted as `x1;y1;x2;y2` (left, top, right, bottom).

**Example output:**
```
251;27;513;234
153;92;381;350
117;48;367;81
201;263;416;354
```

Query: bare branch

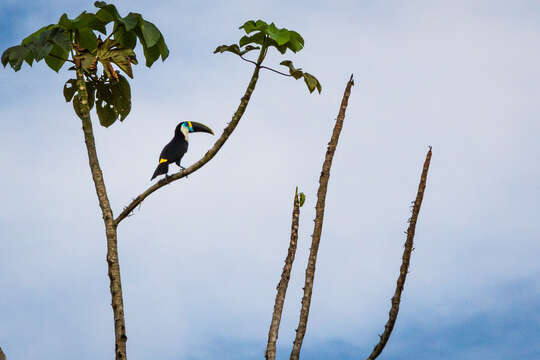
290;74;355;360
260;65;293;77
0;346;6;360
266;188;302;360
238;54;258;66
115;47;268;226
364;146;432;360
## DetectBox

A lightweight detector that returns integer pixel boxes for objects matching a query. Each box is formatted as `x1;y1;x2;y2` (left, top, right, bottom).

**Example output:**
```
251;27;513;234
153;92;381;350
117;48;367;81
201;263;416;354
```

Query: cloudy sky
1;0;539;359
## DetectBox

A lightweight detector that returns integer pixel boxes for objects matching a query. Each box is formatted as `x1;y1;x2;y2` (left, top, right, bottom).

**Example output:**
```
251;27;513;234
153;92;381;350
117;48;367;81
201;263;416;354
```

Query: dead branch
290;74;354;360
266;188;302;360
365;146;432;360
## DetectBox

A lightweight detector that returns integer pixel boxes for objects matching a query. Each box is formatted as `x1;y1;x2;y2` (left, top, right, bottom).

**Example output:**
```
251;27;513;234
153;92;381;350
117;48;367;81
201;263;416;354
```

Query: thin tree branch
75;68;127;360
239;54;292;77
114;45;268;226
260;65;292;77
290;74;355;360
265;188;302;360
0;346;6;360
239;54;258;66
365;146;432;360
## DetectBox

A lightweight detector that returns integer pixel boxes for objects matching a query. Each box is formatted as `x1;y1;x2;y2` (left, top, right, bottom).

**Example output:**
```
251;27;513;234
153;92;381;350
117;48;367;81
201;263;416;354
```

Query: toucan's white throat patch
181;126;189;141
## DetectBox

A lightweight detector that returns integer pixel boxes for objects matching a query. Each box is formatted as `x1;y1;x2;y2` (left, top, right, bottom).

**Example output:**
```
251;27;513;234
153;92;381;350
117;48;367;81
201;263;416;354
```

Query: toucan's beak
190;121;214;135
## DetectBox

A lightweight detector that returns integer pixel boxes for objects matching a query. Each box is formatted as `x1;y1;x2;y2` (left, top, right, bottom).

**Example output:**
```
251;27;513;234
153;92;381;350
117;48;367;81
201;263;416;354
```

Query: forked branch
365;146;432;360
290;74;354;360
114;48;267;226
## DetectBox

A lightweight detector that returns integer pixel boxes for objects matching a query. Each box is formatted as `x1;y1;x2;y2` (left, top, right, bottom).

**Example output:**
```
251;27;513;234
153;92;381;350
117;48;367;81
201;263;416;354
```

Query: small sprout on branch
299;192;306;207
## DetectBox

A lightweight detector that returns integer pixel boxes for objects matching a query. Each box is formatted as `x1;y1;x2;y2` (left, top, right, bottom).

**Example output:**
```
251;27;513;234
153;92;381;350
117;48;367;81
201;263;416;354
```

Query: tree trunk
75;69;127;360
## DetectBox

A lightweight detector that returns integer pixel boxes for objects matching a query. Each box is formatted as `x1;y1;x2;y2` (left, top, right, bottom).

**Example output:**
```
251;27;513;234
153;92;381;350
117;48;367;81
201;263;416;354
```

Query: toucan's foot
165;174;171;181
179;165;186;170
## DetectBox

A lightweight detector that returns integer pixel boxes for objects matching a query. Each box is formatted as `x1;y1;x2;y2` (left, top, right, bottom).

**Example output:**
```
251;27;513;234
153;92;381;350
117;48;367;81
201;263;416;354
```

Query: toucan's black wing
159;138;188;163
151;138;189;180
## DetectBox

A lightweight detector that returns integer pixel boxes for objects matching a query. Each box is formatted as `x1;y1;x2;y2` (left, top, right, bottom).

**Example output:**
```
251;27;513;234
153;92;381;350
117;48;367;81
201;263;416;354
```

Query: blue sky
1;0;539;359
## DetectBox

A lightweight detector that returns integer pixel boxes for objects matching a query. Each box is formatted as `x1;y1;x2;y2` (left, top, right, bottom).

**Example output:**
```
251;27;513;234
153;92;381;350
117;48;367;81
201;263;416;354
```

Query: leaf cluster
214;19;321;94
279;60;321;93
239;20;304;54
1;1;168;74
2;1;168;128
64;73;131;127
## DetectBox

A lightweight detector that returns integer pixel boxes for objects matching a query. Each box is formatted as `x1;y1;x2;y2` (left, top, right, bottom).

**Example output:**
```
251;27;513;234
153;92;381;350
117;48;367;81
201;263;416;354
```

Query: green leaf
263;38;286;54
280;60;303;79
58;14;74;30
239;19;268;34
303;72;322;94
157;36;169;60
96;101;118;127
239;20;256;34
287;31;304;53
21;24;56;46
75;12;107;34
60;12;106;34
111;74;131;120
27;30;54;61
96;8;114;23
77;28;98;52
96;83;118;127
239;32;266;47
86;81;96;110
1;46;31;71
213;44;241;55
1;50;8;67
45;44;68;72
239;36;252;47
94;2;120;23
121;12;141;31
24;51;34;66
239;45;260;55
266;23;290;46
115;26;137;49
50;28;72;52
143;44;160;67
299;192;306;207
141;20;161;48
133;26;166;66
63;79;77;102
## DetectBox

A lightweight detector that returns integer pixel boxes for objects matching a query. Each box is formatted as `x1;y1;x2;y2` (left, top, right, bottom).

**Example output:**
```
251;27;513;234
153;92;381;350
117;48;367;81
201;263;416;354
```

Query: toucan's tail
151;162;169;180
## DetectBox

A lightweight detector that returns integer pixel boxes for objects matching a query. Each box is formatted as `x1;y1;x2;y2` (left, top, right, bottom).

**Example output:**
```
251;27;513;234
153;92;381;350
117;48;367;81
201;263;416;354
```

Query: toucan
151;121;214;180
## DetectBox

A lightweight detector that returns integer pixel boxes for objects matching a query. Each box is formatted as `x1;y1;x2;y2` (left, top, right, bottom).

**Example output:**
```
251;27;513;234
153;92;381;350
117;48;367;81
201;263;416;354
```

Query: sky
1;0;539;359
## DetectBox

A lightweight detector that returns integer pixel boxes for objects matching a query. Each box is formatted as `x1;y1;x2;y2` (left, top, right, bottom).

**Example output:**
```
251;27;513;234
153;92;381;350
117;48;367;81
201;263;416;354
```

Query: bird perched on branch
151;121;214;180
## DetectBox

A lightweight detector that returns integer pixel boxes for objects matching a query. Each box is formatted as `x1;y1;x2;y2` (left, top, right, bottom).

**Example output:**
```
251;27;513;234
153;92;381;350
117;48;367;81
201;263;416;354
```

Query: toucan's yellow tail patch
159;158;168;164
